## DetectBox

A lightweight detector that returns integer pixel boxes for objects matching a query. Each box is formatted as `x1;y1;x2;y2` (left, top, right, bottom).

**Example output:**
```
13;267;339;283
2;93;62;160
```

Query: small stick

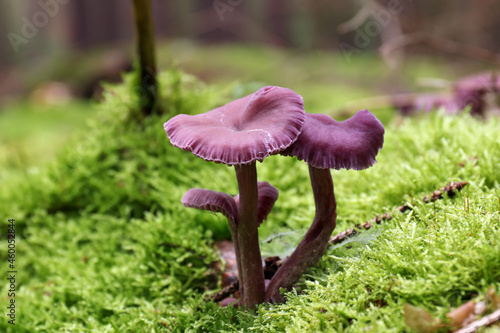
455;308;500;333
380;32;500;66
209;280;239;303
329;181;468;246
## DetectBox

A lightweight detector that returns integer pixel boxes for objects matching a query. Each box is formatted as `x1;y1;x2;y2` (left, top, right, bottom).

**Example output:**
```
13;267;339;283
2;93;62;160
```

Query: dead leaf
404;303;441;333
447;300;476;328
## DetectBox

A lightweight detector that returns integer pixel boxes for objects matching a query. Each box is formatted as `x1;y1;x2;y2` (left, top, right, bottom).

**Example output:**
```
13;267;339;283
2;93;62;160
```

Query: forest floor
0;43;498;332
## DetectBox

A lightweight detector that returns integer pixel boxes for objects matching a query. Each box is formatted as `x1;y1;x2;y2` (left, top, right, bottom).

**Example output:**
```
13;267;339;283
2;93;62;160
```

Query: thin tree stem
265;166;337;304
234;163;265;308
131;0;157;116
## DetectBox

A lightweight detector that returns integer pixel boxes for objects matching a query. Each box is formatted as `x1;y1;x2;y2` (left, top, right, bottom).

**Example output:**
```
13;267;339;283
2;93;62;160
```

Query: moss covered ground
1;51;499;332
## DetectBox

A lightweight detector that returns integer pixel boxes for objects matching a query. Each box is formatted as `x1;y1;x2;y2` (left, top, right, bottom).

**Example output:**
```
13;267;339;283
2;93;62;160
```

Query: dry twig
380;32;500;66
329;181;468;246
455;308;500;333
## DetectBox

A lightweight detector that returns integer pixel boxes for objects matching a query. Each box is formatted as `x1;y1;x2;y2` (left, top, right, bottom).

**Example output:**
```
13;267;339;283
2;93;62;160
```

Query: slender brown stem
234;163;265;308
265;166;337;304
131;0;157;116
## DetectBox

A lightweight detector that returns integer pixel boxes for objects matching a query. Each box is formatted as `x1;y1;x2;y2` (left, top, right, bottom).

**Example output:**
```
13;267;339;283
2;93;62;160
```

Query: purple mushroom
453;71;499;116
182;181;279;294
392;93;457;115
164;86;305;308
265;110;385;303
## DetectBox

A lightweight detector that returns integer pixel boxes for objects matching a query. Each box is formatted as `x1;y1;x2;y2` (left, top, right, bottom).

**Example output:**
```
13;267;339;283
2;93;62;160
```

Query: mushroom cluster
164;86;385;308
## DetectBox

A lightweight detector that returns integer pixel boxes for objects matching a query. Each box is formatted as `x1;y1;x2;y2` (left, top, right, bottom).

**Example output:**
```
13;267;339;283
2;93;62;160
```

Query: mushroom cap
281;110;385;170
414;94;457;113
454;71;499;92
182;188;238;225
234;181;279;226
164;86;305;165
452;72;499;115
182;181;279;227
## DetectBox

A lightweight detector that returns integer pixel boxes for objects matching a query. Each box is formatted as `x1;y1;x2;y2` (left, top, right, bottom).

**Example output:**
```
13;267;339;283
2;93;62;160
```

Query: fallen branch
209;280;239;303
210;181;469;303
380;32;500;66
329;181;468;246
455;308;500;333
337;2;374;34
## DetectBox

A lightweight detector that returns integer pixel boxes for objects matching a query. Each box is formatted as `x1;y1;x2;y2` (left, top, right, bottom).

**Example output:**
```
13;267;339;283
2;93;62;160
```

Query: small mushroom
182;182;279;295
181;188;238;227
233;181;280;227
453;71;499;117
265;110;385;303
164;86;305;308
392;93;458;115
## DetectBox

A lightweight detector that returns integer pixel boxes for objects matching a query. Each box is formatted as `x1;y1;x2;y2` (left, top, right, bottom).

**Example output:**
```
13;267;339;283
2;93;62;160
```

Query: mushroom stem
234;162;265;308
265;165;337;304
228;224;242;297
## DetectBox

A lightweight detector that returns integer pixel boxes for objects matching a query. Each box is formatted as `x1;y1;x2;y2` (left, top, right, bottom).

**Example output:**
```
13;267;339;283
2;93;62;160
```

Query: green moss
0;101;98;169
0;67;499;332
171;112;500;333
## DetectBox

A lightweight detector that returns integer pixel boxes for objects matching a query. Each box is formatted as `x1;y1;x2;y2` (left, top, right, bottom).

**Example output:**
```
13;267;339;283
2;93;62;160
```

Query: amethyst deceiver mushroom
164;86;305;308
392;93;457;115
265;110;385;303
453;71;499;116
182;181;279;297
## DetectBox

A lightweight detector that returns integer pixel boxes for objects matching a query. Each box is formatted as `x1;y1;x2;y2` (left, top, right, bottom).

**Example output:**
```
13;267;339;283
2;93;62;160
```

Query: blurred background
1;0;499;167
